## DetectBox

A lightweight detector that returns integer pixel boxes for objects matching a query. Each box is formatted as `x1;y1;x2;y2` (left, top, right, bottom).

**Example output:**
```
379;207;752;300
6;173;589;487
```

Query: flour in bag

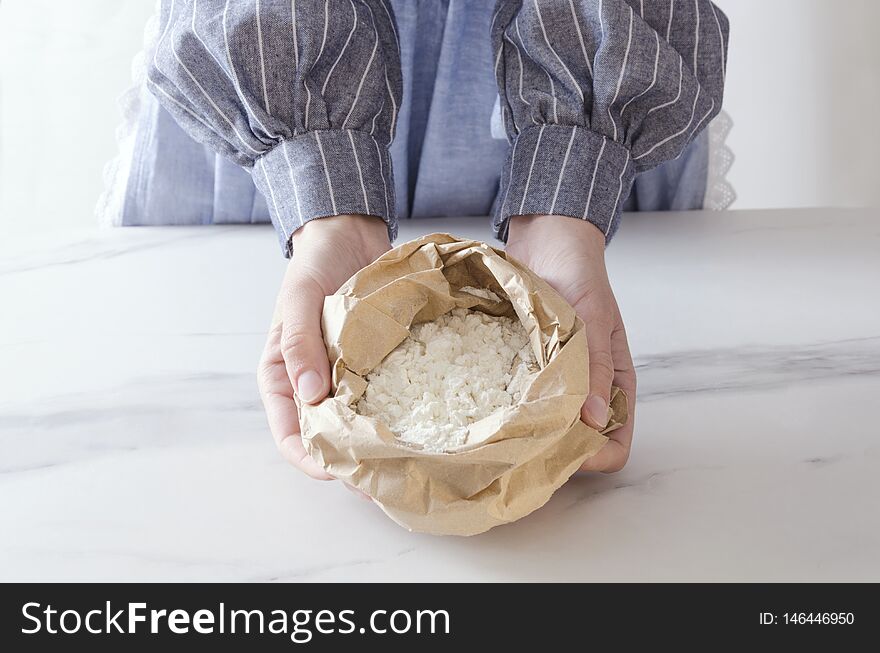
356;307;538;452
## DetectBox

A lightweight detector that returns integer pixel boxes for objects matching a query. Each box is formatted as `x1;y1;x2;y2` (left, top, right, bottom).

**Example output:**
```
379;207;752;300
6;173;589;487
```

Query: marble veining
1;208;878;582
2;336;877;476
0;226;235;276
636;336;880;400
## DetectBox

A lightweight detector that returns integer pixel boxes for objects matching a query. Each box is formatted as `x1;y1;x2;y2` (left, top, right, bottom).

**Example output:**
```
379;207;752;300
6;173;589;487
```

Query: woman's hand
258;215;391;479
505;215;636;473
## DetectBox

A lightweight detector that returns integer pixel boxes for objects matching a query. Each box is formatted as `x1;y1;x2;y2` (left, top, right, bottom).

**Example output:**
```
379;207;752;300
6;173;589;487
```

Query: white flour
356;308;537;452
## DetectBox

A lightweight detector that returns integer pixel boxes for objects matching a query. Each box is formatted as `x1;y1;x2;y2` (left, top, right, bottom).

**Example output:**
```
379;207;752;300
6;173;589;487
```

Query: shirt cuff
493;125;635;243
251;129;397;257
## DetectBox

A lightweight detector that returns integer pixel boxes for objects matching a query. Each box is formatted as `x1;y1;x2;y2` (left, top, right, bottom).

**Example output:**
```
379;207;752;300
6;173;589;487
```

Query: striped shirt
148;0;728;255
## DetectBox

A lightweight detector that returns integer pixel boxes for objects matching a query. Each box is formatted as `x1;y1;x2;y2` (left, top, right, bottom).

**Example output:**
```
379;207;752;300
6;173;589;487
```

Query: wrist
508;214;606;255
292;214;390;253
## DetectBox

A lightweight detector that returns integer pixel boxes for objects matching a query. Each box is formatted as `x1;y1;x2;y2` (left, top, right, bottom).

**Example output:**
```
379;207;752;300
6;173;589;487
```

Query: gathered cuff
493;125;635;243
252;129;397;257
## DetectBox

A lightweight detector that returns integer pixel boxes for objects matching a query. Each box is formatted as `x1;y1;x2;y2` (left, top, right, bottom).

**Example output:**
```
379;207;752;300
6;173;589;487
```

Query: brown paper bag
300;233;627;536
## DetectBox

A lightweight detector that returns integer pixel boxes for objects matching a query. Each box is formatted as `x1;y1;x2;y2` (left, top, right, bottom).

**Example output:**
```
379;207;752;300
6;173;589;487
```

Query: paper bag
300;233;627;536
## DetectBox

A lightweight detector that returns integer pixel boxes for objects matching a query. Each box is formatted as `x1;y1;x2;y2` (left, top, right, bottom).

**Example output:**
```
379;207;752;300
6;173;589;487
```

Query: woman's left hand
505;214;636;473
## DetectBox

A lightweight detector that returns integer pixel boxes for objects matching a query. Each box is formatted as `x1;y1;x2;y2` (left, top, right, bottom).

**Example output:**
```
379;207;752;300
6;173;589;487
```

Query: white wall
0;1;156;236
0;0;878;236
716;0;880;209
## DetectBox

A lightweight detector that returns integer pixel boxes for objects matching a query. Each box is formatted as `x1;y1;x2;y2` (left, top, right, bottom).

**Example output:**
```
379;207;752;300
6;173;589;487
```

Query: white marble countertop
1;207;878;582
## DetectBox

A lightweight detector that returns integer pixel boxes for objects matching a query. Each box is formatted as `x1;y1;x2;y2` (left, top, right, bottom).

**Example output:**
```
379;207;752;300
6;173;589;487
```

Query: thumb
581;321;614;430
278;273;331;405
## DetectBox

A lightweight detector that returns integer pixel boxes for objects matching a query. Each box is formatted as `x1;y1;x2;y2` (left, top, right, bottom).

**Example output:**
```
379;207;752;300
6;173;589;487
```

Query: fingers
581;315;615;430
258;323;333;480
580;321;637;474
278;270;331;405
579;437;630;473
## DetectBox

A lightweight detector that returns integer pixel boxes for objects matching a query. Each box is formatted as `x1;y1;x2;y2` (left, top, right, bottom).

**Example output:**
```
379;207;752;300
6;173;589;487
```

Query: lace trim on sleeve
703;109;736;210
95;1;161;227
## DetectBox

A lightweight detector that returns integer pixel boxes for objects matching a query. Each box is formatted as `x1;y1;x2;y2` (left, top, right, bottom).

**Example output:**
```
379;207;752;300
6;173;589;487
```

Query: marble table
1;207;878;582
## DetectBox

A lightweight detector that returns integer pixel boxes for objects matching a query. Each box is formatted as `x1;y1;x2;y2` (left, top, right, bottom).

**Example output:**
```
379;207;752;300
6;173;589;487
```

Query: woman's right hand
258;215;391;479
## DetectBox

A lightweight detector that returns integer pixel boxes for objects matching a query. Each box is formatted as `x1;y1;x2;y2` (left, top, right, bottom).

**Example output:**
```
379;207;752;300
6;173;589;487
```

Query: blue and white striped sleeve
147;0;402;256
491;0;729;241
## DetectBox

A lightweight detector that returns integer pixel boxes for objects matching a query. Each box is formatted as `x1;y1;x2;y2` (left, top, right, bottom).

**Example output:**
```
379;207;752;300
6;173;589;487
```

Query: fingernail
296;370;324;403
585;394;609;428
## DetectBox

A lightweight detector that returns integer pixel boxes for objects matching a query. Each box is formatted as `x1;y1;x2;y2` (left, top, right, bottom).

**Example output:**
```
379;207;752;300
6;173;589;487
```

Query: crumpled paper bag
299;233;627;536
